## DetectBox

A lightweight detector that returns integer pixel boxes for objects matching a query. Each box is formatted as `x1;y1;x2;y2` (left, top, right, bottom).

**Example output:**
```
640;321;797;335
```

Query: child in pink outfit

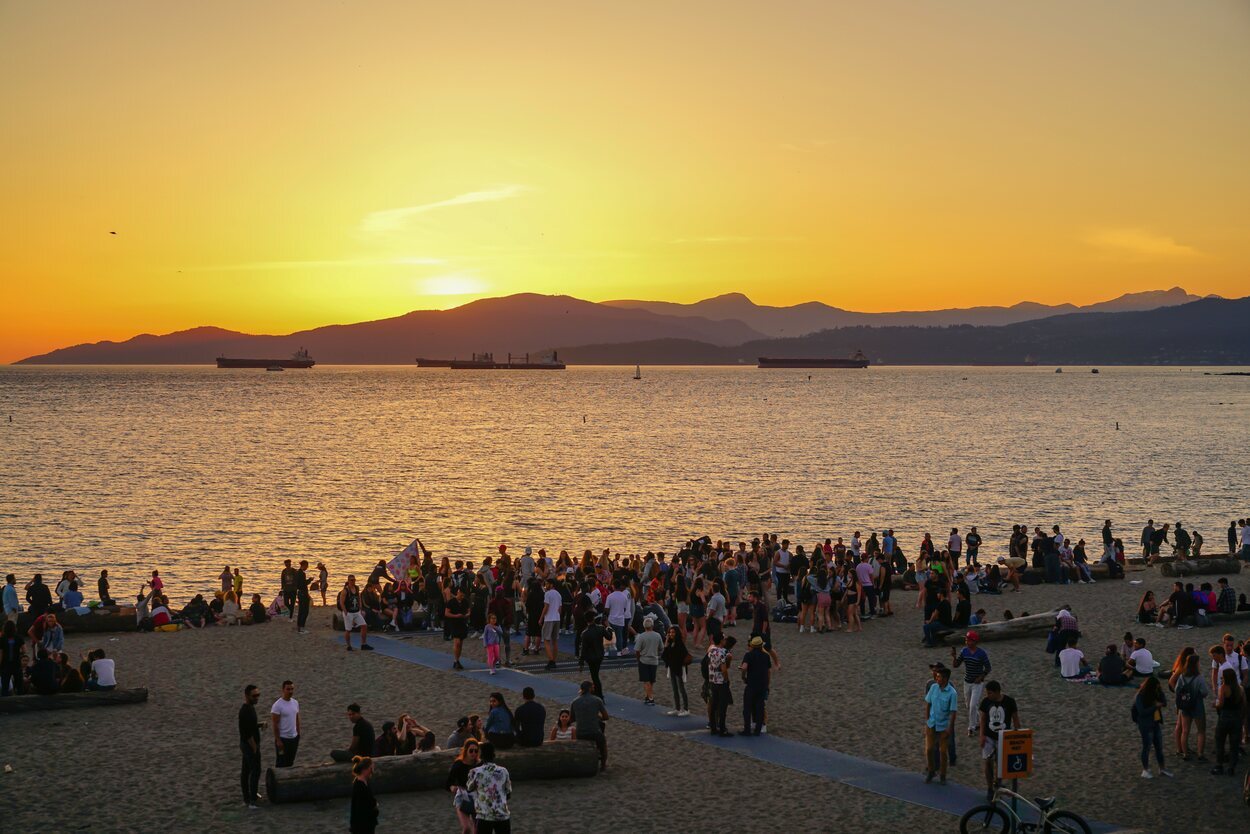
483;614;503;675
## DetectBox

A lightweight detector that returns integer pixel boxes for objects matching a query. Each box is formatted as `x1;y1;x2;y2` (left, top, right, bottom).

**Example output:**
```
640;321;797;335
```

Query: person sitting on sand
394;714;436;754
1058;637;1092;679
57;652;84;692
331;703;375;763
61;581;85;612
922;590;953;647
149;595;173;628
85;648;116;691
221;592;241;625
1099;645;1128;686
29;648;60;695
1137;591;1158;624
1128;637;1156;678
181;594;213;628
1238;594;1250;613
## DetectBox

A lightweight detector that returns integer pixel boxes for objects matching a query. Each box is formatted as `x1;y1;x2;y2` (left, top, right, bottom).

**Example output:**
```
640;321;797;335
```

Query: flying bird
109;231;117;235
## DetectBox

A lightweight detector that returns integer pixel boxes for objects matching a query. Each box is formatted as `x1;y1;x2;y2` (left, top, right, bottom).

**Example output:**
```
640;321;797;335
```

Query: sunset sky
3;1;1248;363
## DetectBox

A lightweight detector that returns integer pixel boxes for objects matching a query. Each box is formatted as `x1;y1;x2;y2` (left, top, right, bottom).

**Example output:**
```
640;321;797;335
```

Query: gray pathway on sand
360;634;1122;832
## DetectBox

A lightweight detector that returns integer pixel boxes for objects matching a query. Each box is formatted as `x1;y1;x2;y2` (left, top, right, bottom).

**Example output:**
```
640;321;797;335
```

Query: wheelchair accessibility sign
998;729;1033;780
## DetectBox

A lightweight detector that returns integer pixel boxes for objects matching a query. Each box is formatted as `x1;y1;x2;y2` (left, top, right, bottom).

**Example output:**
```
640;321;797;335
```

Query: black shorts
638;662;657;683
450;622;468;640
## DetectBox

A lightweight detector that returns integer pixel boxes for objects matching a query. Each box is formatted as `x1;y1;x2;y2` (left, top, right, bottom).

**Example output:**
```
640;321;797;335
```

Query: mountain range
604;287;1210;337
15;287;1242;365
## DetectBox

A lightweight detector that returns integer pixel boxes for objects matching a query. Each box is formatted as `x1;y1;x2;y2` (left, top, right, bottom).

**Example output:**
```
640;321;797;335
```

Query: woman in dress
689;578;708;650
446;740;480;834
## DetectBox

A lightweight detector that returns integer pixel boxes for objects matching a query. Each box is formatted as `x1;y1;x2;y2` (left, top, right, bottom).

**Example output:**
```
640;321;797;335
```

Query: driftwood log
0;687;148;713
266;740;599;803
926;609;1061;647
1129;552;1240;567
1160;559;1242;577
17;608;138;634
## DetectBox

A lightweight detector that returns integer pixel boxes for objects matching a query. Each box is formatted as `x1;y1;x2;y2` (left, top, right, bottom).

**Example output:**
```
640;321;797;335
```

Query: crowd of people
237;680;610;833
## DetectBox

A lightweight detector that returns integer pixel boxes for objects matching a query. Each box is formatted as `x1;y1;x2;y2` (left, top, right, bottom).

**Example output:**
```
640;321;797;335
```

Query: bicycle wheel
1243;768;1250;807
1044;810;1092;834
960;805;1011;834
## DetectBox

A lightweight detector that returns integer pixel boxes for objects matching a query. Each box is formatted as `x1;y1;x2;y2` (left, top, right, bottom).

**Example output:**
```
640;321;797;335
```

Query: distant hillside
16;294;765;365
603;287;1210;337
557;297;1250;365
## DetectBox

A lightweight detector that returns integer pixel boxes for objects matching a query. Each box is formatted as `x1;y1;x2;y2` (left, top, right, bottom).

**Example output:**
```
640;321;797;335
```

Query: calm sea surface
1;365;1246;599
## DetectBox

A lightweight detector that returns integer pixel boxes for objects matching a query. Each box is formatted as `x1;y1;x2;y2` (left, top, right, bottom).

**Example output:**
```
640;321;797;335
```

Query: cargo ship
216;348;315;369
433;351;565;370
757;350;868;369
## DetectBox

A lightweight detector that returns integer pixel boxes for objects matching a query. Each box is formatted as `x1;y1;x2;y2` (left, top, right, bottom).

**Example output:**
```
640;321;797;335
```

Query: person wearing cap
635;616;663;705
977;681;1020;801
519;547;535;587
738;635;771;736
923;662;958;784
952;631;991;736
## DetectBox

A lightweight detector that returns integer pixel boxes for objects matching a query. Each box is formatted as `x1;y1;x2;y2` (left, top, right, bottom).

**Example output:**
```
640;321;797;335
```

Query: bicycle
959;785;1091;834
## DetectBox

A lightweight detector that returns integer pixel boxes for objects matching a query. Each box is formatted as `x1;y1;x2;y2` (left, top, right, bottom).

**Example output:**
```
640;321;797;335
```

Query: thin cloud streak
183;257;445;272
1083;228;1203;260
670;235;802;244
359;185;532;235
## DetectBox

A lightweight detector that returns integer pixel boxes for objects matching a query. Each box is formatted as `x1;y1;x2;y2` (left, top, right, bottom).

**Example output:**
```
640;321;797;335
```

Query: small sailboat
633;364;642;380
1055;367;1063;374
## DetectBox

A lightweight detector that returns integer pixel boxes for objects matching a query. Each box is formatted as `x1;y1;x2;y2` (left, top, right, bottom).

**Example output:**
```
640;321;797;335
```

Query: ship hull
415;358;454;367
216;358;316;368
757;357;868;369
448;360;565;370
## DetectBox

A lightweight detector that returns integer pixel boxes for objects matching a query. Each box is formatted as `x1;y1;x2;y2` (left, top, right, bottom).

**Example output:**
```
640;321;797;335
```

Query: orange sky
2;1;1248;362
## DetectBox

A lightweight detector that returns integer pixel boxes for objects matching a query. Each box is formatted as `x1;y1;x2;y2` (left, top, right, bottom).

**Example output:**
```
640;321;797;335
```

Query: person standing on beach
707;634;736;737
634;616;663;705
295;560;312;634
97;570;114;606
350;756;378;834
952;631;990;736
467;741;512;833
338;576;374;652
233;567;244;601
239;684;263;808
3;574;21;625
923;662;958;784
977;681;1019;801
965;526;982;568
280;560;296;618
540;578;562;671
271;679;301;767
739;635;771;736
446;586;469;670
1133;676;1173;779
1141;520;1155;563
580;614;607;700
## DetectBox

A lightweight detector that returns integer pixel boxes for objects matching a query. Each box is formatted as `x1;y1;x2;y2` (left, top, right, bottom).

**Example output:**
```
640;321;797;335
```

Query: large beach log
17;608;138;634
1160;559;1242;577
0;687;148;713
266;741;599;804
926;609;1061;647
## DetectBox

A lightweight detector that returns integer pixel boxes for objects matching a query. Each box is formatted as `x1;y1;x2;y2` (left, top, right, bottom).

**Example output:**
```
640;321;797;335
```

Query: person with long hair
1133;675;1173;779
843;570;862;634
446;739;481;833
812;567;833;633
1;620;25;696
1168;646;1196;682
349;756;378;834
1211;666;1245;775
1171;652;1209;761
662;624;691;716
484;692;515;750
674;571;690;641
1136;590;1158;624
690;578;708;649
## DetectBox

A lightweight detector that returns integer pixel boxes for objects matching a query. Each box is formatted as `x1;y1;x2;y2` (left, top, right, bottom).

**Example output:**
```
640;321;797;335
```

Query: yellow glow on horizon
2;0;1249;362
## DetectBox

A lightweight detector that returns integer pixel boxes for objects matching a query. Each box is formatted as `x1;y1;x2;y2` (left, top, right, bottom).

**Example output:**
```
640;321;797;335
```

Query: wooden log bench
1160;559;1242;577
0;687;148;713
17;608;138;634
925;609;1061;647
266;740;600;803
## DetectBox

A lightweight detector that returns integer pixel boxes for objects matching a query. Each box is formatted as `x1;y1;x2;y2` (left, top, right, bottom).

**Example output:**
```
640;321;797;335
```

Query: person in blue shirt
61;581;85;611
3;574;22;624
484;691;516;750
924;662;959;784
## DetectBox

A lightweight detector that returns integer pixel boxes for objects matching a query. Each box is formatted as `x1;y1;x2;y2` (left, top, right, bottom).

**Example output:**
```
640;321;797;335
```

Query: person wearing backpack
1132;676;1174;779
1170;653;1210;761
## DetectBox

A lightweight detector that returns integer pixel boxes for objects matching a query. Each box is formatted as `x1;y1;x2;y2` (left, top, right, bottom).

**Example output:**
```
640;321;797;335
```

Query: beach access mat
356;634;1123;833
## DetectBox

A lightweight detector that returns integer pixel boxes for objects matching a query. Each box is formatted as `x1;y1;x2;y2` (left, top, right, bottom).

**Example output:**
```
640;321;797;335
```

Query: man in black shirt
238;684;262;808
952;588;972;628
923;591;953;647
579;614;607;701
513;686;546;746
445;588;469;670
738;636;772;736
294;560;312;634
97;570;114;606
331;703;375;762
976;681;1020;802
29;648;59;695
279;560;296;618
25;575;52;618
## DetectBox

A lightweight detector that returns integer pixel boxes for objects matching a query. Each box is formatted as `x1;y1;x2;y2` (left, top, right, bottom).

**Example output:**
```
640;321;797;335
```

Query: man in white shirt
87;651;116;691
1127;638;1155;679
605;582;633;656
774;540;794;604
1058;638;1090;678
271;680;301;767
540;579;563;670
519;547;535;586
949;528;963;566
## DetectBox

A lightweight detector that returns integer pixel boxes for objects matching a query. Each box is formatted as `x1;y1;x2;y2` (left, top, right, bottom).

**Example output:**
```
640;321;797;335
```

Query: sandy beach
5;565;1248;833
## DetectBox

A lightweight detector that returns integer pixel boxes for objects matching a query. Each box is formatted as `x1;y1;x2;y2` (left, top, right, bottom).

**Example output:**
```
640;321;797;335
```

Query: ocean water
1;365;1246;599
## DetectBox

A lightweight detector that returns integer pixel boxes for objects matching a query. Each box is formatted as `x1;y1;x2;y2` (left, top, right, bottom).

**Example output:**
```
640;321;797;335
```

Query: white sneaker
489;669;495;675
677;709;690;717
666;709;679;716
760;724;767;733
1140;769;1153;779
1159;769;1173;777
